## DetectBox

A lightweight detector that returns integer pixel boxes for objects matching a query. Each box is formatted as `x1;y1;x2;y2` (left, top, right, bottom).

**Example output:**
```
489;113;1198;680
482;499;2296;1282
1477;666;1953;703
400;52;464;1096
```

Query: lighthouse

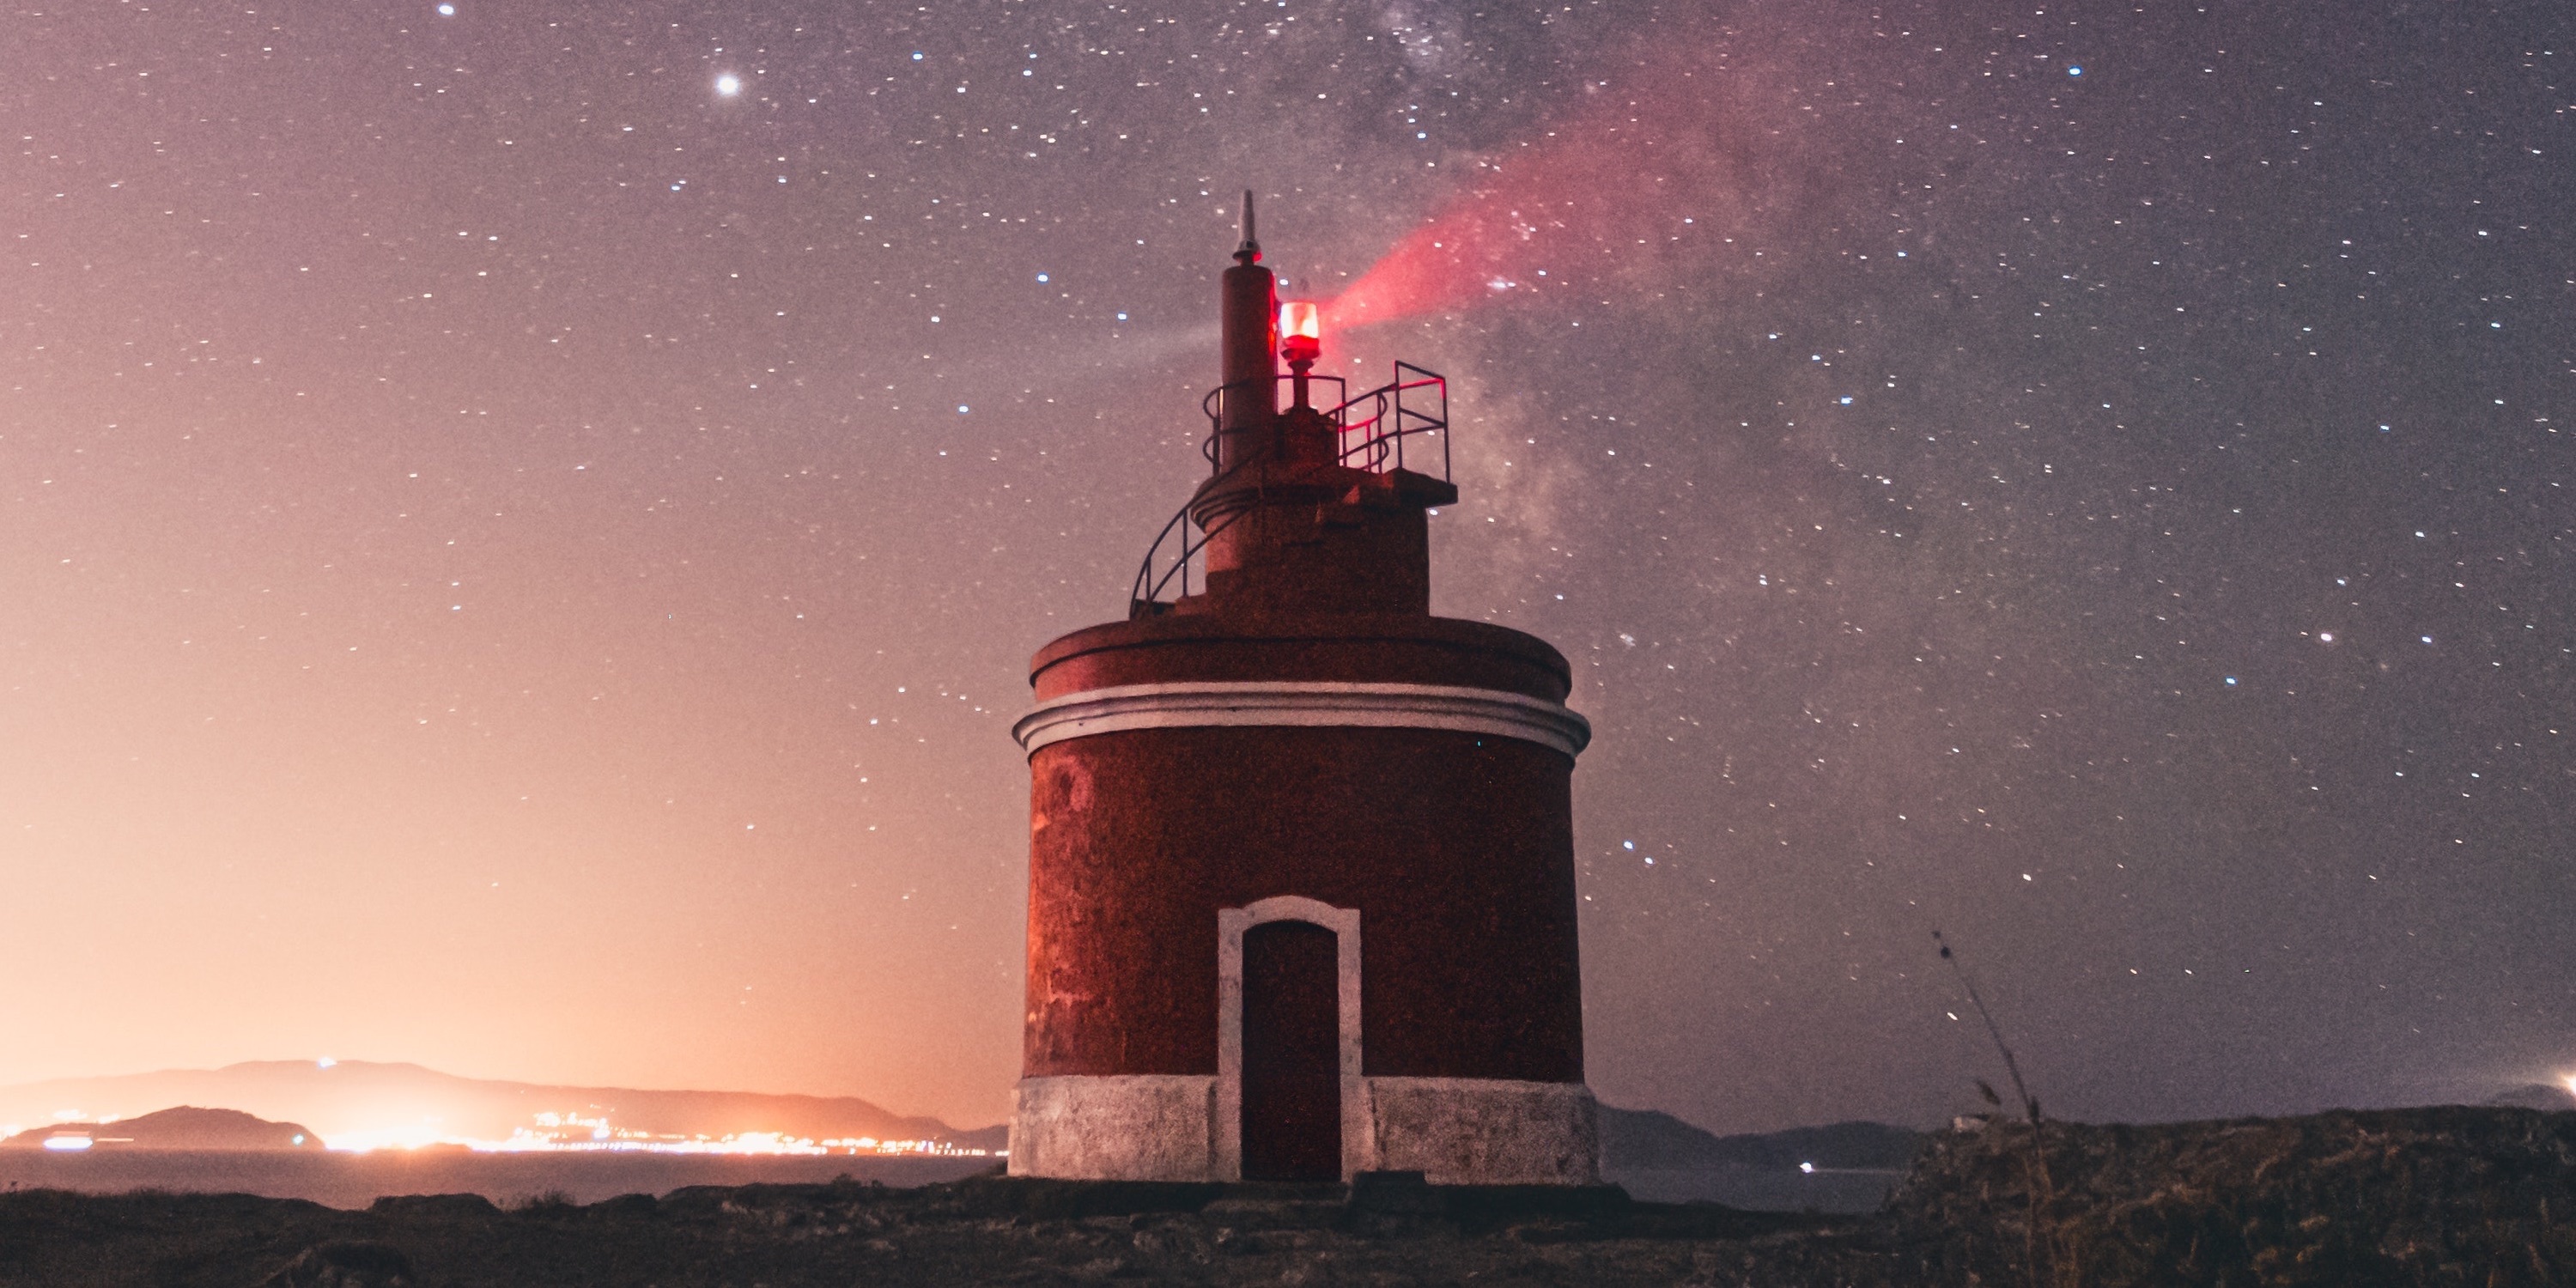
1007;200;1598;1186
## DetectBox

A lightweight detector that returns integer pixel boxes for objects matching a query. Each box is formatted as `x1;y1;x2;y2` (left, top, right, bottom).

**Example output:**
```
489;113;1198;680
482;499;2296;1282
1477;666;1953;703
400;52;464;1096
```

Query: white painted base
1008;1074;1216;1181
1365;1077;1601;1185
1008;1073;1599;1185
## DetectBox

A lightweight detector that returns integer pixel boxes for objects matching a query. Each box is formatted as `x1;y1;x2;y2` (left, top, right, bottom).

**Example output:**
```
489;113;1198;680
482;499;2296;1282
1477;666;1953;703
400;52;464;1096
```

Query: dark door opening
1240;919;1341;1182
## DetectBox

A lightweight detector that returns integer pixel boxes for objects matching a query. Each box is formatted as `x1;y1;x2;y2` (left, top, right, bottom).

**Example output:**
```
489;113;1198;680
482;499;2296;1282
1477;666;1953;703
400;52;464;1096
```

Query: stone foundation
1009;1074;1597;1184
1365;1078;1601;1185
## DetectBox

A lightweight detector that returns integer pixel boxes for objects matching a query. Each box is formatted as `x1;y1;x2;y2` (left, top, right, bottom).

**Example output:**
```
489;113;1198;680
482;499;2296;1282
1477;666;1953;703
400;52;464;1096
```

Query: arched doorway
1216;896;1363;1182
1239;920;1340;1180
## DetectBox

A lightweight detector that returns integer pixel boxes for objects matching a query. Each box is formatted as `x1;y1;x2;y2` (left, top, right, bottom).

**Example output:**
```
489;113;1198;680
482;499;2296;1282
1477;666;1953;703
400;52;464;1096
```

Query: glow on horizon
317;1111;997;1157
322;1131;998;1157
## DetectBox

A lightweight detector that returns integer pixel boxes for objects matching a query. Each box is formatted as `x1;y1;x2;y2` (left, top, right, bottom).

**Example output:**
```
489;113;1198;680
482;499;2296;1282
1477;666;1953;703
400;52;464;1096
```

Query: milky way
2;1;2567;1133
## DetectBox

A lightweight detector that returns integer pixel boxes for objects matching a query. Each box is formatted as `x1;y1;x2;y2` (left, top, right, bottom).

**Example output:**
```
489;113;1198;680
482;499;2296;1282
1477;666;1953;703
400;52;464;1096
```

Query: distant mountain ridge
1598;1106;1921;1172
1596;1106;1923;1212
0;1061;1002;1150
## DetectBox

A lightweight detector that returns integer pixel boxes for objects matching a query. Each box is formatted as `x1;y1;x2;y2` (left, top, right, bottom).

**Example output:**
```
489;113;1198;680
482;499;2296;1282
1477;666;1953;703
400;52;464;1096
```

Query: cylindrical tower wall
1024;721;1583;1083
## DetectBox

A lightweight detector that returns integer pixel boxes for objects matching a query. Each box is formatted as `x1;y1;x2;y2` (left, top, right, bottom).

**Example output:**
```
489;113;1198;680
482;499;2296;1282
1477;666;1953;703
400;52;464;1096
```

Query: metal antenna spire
1234;189;1261;264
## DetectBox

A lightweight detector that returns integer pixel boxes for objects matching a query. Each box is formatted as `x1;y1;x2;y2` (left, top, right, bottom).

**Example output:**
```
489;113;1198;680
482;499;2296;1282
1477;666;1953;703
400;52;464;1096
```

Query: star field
0;0;2567;1133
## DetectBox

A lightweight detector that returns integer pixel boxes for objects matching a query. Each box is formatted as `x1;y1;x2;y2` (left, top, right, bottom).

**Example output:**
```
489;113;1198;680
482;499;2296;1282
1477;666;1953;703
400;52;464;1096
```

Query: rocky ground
0;1105;2566;1287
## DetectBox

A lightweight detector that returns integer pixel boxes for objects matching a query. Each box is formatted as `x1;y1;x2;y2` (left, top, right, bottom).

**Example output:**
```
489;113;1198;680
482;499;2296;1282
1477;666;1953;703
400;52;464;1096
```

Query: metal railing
1130;363;1449;613
1198;374;1348;472
1331;361;1450;478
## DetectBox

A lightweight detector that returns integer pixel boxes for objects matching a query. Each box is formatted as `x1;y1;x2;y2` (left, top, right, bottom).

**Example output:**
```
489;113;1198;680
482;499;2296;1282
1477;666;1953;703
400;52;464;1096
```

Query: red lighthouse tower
1008;201;1597;1185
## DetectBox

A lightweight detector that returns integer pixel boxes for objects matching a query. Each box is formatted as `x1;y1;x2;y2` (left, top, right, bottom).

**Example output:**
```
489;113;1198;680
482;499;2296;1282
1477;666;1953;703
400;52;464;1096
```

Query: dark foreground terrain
0;1106;2567;1287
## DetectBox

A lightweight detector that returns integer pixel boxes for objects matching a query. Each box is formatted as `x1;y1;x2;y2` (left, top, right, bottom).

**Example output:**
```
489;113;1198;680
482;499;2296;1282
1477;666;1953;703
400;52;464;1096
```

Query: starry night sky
3;0;2568;1134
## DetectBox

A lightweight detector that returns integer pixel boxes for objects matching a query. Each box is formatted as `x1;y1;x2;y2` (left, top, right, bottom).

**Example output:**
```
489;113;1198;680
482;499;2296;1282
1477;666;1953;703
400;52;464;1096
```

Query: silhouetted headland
0;1105;324;1152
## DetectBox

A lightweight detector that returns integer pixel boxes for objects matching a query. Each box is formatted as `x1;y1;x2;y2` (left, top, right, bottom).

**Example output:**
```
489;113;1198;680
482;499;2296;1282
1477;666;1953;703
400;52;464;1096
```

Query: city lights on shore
318;1110;995;1157
4;1106;999;1159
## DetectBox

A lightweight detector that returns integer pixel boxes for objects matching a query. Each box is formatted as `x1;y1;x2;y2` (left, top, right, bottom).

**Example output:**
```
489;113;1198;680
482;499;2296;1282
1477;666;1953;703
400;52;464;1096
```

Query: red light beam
1324;63;1751;335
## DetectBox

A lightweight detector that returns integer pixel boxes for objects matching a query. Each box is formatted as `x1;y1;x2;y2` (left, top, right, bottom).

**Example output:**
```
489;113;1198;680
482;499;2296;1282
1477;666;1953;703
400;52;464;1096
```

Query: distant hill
2;1105;325;1151
1599;1106;1921;1171
2482;1082;2576;1111
1597;1106;1922;1212
0;1061;998;1151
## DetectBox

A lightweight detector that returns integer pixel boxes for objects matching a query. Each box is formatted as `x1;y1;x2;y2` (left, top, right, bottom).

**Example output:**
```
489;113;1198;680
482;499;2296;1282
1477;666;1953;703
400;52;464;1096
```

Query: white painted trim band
1014;682;1590;758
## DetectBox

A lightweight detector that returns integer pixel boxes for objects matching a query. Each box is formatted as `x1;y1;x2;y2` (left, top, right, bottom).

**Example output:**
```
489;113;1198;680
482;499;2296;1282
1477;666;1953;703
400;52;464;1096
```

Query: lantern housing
1279;301;1321;365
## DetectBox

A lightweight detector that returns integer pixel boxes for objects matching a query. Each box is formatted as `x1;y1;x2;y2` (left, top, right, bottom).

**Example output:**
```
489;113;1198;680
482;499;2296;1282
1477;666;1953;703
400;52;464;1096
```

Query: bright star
2067;65;2082;76
437;3;454;14
716;75;742;96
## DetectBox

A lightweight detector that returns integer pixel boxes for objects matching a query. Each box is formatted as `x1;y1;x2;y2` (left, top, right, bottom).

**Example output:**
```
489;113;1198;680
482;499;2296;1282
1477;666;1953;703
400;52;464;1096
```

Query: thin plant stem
1936;930;2062;1288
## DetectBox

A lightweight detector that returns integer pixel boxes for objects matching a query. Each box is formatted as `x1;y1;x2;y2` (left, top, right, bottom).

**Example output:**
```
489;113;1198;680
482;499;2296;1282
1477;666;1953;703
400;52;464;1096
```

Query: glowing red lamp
1279;301;1321;365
